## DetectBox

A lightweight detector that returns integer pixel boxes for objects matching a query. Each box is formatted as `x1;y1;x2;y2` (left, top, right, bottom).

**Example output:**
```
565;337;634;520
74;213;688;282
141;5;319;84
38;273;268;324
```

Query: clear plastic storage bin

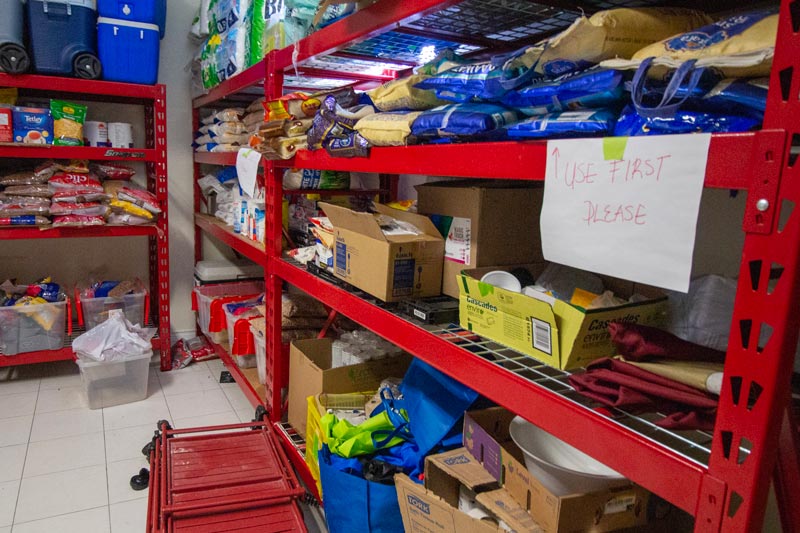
192;280;264;342
77;287;147;330
77;351;151;409
0;299;68;355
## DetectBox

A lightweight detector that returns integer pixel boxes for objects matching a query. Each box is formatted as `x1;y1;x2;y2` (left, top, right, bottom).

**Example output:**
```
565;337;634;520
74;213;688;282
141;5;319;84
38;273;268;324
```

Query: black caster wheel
141;430;159;457
253;405;267;422
73;53;101;80
0;44;29;74
130;468;150;491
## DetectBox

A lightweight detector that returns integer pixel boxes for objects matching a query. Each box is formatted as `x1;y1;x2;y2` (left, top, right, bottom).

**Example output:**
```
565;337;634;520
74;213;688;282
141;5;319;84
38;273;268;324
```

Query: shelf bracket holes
730;376;743;406
779;67;794;102
739;319;752;350
747;381;763;411
721;430;733;460
791;0;800;32
778;200;794;233
737;438;752;465
748;260;762;292
757;323;773;354
727;491;744;519
789;133;800;167
768;262;784;295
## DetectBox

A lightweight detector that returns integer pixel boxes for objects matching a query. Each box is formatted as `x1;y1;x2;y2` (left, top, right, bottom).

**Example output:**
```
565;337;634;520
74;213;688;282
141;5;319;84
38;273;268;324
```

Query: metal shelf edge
192;60;266;109
272;256;707;514
0;225;158;240
195;214;268;267
0;145;158;162
0;73;164;101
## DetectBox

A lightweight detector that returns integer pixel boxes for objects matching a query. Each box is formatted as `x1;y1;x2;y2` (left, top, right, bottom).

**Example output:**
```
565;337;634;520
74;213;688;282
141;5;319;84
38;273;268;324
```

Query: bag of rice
355;111;422;146
368;75;448;111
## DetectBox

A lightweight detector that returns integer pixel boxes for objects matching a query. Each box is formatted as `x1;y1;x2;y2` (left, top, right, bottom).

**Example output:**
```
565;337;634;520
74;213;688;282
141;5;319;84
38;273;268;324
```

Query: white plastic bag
72;309;156;362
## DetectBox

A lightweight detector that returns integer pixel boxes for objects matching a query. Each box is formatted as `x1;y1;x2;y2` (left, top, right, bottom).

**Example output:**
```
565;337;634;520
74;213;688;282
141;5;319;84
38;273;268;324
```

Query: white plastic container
194;259;263;285
509;416;627;496
251;323;267;385
77;351;151;409
79;289;147;330
192;280;264;337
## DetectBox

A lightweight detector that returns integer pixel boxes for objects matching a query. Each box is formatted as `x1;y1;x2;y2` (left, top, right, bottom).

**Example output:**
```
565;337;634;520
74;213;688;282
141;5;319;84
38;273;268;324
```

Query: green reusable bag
321;404;412;458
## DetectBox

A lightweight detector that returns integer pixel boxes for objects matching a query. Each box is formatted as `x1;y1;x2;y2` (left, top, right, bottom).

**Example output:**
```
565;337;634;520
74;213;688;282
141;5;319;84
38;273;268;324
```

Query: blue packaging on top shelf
97;17;160;84
614;105;761;136
411;103;518;138
505;109;618;139
98;0;166;38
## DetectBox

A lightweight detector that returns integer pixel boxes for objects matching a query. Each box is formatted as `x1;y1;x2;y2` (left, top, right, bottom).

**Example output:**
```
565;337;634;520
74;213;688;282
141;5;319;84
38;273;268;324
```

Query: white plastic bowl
480;270;522;293
509;416;627;496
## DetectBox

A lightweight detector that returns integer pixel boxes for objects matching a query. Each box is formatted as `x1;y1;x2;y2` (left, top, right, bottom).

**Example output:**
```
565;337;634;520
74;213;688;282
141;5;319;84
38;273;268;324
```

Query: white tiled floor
0;359;255;532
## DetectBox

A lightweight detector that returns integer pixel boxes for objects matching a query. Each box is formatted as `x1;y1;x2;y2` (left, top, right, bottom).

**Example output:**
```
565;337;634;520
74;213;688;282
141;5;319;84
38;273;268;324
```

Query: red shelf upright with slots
0;79;171;370
191;0;800;529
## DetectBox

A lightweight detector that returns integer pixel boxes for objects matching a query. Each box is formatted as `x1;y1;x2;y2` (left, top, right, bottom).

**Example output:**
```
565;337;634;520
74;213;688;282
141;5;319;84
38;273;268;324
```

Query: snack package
0;216;50;226
51;100;87;146
89;162;136;180
49;202;109;217
58;160;90;174
117;187;161;214
109;199;155;221
49;172;103;191
51;189;112;203
52;215;105;227
12;106;52;144
253;134;307;159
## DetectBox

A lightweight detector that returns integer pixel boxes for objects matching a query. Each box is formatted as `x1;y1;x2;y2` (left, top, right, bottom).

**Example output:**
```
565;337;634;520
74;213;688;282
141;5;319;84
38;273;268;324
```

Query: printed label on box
530;317;552;355
431;215;471;265
335;241;347;276
392;258;416;297
604;494;638;515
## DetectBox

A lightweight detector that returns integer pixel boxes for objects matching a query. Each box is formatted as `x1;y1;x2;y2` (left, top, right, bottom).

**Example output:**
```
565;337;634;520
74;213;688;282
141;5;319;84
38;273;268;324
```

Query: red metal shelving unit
192;0;800;530
0;78;171;371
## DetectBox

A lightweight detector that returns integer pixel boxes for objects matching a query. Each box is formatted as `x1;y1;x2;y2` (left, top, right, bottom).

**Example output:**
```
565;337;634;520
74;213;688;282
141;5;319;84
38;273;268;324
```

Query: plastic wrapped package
107;212;151;225
614;105;760;136
109;200;155;221
2;185;52;198
0;204;50;217
195;142;243;152
283;168;350;190
506;109;618;139
51;100;87;146
201;108;244;125
49;202;109;217
411;104;518;138
355;111;421;147
51;189;112;203
49;172;103;191
117;187;161;214
254;134;307;159
198;121;248;136
367;75;448;111
0;216;50;226
0;171;48;186
73;309;155;363
52;215;105;227
413;56;535;103
284;118;313;136
0;195;50;207
195;132;251;145
89;162;135;180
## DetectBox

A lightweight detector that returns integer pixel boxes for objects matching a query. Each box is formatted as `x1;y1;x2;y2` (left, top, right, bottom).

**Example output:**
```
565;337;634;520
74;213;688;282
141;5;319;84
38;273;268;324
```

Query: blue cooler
97;17;159;84
26;0;102;79
0;0;30;73
97;0;166;38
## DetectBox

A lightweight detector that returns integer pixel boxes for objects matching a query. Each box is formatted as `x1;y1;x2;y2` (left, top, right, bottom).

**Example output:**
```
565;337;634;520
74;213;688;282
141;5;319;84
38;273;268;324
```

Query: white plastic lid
97;16;159;31
194;259;263;282
33;0;98;10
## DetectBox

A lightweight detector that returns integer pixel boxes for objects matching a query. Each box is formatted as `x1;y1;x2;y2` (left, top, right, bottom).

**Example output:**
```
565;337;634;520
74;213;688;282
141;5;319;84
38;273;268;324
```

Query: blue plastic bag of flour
411;104;519;138
614;105;760;136
505;109;617;139
502;67;625;114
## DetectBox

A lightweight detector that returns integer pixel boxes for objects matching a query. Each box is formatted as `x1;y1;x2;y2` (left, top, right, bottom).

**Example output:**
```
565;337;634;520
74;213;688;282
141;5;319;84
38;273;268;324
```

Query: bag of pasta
51;100;87;146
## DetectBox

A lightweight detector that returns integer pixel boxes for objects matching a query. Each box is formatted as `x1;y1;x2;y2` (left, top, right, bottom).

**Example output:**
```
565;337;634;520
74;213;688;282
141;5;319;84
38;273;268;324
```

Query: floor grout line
11;374;41;527
11;504;110;528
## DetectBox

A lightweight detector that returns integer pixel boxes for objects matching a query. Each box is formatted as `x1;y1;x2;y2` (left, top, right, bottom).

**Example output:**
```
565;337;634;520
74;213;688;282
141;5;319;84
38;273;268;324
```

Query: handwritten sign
540;134;711;292
236;148;261;198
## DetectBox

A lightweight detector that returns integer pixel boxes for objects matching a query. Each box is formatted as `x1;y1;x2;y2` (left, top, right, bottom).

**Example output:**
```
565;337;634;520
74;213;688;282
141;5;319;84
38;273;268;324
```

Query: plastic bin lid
97;16;159;30
194;259;263;282
31;0;97;10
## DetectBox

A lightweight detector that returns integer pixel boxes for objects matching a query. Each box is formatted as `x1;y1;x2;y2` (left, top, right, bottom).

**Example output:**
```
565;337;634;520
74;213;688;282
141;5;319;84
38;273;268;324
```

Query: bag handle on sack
631;57;706;119
371;388;414;449
496;45;545;91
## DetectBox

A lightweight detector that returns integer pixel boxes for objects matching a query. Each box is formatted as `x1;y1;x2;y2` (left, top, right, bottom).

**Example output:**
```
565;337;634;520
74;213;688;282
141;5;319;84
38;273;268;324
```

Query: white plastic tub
251;323;266;385
77;351;151;409
509;416;627;496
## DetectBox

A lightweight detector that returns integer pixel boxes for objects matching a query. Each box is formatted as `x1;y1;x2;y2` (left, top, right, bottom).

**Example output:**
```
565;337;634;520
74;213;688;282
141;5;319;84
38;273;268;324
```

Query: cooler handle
42;1;73;16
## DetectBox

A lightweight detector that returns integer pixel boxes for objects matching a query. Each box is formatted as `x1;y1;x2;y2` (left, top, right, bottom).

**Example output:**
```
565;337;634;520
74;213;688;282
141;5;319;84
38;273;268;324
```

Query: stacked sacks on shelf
307;94;374;157
0;163;56;227
195;108;249;152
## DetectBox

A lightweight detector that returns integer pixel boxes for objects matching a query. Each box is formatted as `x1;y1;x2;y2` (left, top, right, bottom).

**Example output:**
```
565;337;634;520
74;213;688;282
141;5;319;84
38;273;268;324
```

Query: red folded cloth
568;357;718;431
609;322;726;364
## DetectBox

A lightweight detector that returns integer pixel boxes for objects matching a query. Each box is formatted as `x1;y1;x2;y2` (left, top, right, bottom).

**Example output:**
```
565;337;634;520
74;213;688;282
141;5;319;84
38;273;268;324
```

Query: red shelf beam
192;60;266;109
0;225;158;240
194;151;238;166
0;73;163;101
275;133;760;189
273;422;322;503
0;348;75;367
0;145;158;162
272;257;707;514
195;213;267;267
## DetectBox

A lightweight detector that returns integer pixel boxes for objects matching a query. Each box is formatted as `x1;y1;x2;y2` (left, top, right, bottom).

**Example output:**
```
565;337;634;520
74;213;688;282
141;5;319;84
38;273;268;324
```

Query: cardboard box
287;338;412;437
395;448;543;533
458;264;668;370
464;408;649;533
416;180;545;298
321;202;445;302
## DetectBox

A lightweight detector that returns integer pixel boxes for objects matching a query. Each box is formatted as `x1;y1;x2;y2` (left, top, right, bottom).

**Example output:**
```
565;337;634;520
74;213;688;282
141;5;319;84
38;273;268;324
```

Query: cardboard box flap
320;202;386;241
427;449;500;495
373;202;442;238
476;489;544;533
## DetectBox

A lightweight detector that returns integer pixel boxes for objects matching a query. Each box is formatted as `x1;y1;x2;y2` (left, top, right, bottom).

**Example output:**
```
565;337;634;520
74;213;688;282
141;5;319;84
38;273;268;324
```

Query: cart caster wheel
253;405;267;422
130;468;150;491
0;44;29;74
141;433;158;457
156;419;172;431
73;53;101;80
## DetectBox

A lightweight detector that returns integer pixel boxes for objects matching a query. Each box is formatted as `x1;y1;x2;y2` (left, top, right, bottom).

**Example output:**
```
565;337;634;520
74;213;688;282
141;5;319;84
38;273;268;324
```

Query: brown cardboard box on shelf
458;263;668;370
416;180;544;298
463;407;650;533
287;338;412;437
320;202;445;302
395;448;543;533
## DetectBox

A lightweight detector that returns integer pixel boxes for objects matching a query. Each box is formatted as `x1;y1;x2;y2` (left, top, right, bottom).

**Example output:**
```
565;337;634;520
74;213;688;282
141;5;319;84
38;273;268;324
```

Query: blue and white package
702;78;768;118
411;104;519;138
503;67;625;115
505;109;617;139
614;105;760;136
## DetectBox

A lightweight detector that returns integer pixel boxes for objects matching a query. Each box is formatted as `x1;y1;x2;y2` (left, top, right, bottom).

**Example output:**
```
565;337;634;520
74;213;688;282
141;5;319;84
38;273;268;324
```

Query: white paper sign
236;148;261;198
540;134;711;292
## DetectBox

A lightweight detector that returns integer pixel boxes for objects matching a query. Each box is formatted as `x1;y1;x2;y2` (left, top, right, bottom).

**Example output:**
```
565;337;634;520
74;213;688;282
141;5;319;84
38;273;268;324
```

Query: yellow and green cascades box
458;264;668;370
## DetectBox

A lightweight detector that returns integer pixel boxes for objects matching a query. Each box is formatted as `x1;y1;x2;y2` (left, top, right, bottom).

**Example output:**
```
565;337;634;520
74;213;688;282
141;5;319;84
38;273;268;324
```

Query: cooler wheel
0;43;29;74
73;53;101;80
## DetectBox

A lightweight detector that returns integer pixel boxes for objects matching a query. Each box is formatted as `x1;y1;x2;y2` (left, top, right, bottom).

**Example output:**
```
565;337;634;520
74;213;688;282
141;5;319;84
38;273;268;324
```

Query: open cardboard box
320;202;445;302
458;264;668;370
395;448;543;533
464;408;649;533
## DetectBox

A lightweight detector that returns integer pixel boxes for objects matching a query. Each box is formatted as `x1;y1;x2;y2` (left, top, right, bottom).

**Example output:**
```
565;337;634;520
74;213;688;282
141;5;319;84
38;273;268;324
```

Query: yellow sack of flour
367;75;448;111
355;112;422;147
534;7;711;77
